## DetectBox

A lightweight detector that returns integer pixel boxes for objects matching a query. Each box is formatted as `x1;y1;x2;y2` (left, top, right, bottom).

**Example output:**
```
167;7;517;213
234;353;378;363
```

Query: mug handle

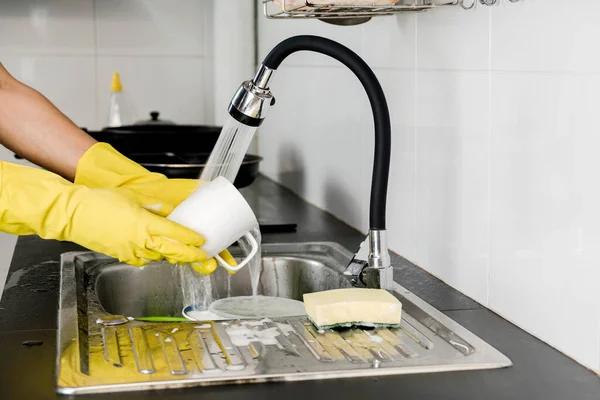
215;232;258;273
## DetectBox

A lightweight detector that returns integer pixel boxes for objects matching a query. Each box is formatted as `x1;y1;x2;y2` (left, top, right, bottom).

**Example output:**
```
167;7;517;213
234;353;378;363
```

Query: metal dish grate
56;243;511;395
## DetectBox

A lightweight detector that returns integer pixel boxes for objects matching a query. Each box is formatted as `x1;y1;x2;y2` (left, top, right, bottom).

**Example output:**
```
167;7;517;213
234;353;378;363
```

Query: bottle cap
110;72;122;92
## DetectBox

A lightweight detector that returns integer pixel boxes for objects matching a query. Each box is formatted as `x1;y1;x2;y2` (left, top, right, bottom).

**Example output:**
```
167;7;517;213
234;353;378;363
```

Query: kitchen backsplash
257;0;600;371
0;0;255;130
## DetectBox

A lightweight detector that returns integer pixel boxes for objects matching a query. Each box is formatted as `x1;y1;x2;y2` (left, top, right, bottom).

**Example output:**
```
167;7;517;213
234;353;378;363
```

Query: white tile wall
95;0;210;57
491;0;600;73
489;72;600;369
417;6;490;71
0;0;232;130
212;1;256;128
259;65;372;230
258;1;600;371
360;13;416;70
0;0;95;55
379;70;416;261
258;14;363;67
95;57;208;126
415;71;490;305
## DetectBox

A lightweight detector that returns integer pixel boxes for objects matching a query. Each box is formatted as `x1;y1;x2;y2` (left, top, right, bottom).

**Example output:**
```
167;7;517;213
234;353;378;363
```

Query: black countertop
0;177;597;399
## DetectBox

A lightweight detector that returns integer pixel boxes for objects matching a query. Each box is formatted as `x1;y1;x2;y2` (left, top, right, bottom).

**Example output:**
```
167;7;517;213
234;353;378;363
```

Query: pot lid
134;111;175;125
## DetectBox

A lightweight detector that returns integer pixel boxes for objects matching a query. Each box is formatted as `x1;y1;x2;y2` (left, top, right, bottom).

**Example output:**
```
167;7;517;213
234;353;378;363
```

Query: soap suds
144;203;164;212
208;296;305;319
364;330;383;344
276;322;295;336
243;318;272;327
225;325;281;347
185;309;227;321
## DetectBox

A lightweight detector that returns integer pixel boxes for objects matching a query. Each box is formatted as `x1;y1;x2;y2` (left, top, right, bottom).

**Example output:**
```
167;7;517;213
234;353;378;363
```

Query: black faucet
227;35;393;289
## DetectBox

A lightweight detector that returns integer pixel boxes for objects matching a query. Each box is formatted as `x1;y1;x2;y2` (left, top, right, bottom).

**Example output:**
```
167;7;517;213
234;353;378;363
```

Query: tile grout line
486;5;493;308
92;0;99;129
175;61;600;76
361;16;367;231
413;13;419;261
0;53;210;59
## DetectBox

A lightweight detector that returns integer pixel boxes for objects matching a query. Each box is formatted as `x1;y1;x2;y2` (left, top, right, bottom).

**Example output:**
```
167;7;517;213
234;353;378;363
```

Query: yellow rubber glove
75;143;200;215
0;161;207;267
74;142;237;274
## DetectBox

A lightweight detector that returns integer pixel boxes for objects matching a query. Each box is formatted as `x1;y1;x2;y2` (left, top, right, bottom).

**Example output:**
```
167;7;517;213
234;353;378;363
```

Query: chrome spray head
228;65;276;127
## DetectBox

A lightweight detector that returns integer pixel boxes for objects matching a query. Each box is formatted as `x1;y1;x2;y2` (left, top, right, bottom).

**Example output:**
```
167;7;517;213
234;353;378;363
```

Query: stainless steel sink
95;246;350;319
57;242;511;395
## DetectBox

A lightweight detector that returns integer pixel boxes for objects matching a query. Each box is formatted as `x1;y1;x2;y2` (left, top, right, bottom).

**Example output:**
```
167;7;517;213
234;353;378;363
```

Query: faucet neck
258;35;391;231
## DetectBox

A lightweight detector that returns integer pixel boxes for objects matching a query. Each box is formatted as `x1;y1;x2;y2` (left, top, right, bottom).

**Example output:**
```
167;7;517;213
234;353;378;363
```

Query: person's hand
75;142;238;274
75;142;201;213
0;162;207;267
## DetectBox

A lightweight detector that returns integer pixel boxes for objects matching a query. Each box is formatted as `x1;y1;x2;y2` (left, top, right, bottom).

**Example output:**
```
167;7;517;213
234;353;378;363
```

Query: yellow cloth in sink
303;288;402;330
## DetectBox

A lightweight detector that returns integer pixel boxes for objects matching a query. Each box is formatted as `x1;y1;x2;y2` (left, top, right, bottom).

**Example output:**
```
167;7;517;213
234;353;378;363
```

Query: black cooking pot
127;152;262;189
82;112;262;188
86;113;222;154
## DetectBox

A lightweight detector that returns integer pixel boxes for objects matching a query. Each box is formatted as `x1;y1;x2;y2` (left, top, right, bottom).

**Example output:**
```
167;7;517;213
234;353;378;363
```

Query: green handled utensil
134;316;189;323
96;314;190;326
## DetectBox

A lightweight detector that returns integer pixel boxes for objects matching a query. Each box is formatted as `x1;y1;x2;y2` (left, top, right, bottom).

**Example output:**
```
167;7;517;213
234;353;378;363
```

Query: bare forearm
0;63;96;180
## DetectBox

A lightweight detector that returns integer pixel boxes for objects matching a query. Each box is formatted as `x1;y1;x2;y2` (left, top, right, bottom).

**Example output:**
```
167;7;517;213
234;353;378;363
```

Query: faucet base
361;265;394;290
344;230;393;289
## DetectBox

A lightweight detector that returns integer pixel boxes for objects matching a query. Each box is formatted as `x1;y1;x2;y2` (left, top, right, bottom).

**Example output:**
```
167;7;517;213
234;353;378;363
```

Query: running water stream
180;116;262;312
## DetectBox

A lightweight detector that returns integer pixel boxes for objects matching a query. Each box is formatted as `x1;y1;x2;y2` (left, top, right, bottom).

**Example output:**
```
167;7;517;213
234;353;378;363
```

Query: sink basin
96;246;350;318
57;242;511;395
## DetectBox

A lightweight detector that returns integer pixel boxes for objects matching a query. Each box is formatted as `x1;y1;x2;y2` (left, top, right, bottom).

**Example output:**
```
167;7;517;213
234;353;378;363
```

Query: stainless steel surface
344;231;393;289
96;314;129;326
367;230;393;290
252;64;276;90
362;266;394;291
139;157;262;169
229;80;274;123
368;229;391;270
318;16;372;26
479;0;522;5
263;0;483;21
57;242;511;395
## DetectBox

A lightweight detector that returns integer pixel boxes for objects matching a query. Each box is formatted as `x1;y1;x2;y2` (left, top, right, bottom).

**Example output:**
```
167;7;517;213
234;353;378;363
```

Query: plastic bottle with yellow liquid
107;72;123;127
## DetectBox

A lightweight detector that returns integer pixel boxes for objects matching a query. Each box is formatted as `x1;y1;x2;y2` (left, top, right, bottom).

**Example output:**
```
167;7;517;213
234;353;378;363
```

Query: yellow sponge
303;288;402;330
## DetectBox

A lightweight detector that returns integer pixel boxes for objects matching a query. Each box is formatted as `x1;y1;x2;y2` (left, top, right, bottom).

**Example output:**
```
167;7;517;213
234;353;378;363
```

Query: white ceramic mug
167;176;259;273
